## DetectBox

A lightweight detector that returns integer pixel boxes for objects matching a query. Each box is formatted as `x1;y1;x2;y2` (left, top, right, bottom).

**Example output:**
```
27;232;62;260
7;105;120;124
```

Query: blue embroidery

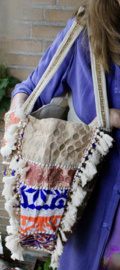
20;184;68;211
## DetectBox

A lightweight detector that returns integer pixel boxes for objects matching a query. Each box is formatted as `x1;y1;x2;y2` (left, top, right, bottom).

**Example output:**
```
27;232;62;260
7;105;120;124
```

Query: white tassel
66;203;77;216
51;251;59;270
59;228;67;242
7;223;19;234
97;136;108;152
3;176;16;184
4;132;17;144
82;161;97;180
89;150;100;165
7;124;18;135
10;157;18;170
102;134;113;148
72;186;86;207
19;167;30;180
5;195;18;215
72;177;80;191
62;218;72;232
15;108;26;121
18;159;27;168
5;234;24;261
55;234;63;257
2;184;14;200
80;173;88;187
96;144;106;155
1;144;13;157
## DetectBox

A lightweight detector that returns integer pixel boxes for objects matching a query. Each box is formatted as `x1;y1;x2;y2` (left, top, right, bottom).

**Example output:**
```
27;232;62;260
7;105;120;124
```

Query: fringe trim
1;109;28;261
50;129;113;269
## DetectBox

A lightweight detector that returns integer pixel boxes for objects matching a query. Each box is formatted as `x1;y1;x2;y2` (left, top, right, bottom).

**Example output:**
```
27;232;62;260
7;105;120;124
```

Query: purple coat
12;18;120;270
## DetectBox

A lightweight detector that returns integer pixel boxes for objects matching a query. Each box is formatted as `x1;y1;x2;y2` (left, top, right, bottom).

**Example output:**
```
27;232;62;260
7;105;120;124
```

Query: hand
9;93;28;111
89;108;120;129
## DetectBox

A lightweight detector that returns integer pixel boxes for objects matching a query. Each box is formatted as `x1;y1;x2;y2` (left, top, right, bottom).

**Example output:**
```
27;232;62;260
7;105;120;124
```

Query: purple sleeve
12;17;75;110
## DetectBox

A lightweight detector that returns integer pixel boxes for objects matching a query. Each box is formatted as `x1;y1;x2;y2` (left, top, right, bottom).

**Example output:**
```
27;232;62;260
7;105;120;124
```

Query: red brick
7;39;42;53
45;9;73;23
6;54;41;67
59;0;81;7
34;0;56;5
32;25;64;39
45;41;53;52
8;68;34;81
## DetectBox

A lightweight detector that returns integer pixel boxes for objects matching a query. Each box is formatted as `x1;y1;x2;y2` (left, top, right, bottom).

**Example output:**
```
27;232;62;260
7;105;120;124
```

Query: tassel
1;144;14;157
19;167;30;180
66;203;77;216
4;132;17;144
7;223;19;234
51;251;59;270
82;161;97;180
96;144;106;155
2;184;14;200
15;108;26;121
97;136;108;152
5;234;24;261
102;134;113;148
5;195;18;215
72;177;80;191
18;159;27;168
72;186;86;207
10;157;18;170
55;234;63;257
89;150;100;165
80;173;88;187
7;124;18;135
59;228;67;242
3;176;16;184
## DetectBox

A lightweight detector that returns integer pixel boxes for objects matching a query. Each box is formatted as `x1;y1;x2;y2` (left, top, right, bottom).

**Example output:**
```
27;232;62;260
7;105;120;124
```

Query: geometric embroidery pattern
20;183;68;234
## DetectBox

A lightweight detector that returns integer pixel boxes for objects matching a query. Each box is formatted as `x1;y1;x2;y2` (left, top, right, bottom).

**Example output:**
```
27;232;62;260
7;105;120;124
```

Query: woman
10;0;120;269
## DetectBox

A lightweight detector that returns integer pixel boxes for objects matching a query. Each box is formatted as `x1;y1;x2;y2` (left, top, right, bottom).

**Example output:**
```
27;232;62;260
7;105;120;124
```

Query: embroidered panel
22;117;93;167
21;162;76;189
20;183;68;234
20;232;56;252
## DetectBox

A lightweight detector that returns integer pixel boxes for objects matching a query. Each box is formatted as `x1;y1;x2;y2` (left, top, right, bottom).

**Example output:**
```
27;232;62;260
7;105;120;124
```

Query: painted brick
8;68;34;81
59;0;81;7
6;54;41;67
6;39;42;53
45;9;73;23
32;25;64;38
33;0;56;5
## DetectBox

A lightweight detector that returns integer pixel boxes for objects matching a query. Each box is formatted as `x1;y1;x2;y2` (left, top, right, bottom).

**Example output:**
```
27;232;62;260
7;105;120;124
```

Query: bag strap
21;7;84;114
21;8;110;130
90;45;110;129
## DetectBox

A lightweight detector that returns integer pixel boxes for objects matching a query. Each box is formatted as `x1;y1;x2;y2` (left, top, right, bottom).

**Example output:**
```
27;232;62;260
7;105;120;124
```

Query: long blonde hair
74;0;120;72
